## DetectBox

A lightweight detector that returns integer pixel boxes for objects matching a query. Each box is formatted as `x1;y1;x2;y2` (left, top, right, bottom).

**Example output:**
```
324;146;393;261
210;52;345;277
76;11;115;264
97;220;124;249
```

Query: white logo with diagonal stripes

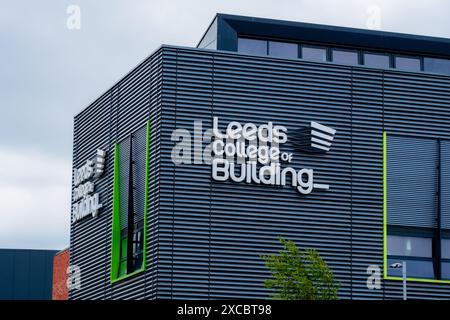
310;121;336;152
93;149;106;178
72;149;107;223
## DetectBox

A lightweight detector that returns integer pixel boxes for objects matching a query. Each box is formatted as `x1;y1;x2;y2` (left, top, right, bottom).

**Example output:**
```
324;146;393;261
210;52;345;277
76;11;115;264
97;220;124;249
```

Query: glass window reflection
395;56;421;72
424;57;450;75
238;38;267;56
302;46;327;62
269;41;298;58
332;49;359;66
387;235;432;258
364;53;390;68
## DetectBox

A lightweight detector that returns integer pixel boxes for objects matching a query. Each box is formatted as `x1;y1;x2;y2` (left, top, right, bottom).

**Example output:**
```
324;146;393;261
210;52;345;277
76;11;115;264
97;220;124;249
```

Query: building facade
69;14;450;299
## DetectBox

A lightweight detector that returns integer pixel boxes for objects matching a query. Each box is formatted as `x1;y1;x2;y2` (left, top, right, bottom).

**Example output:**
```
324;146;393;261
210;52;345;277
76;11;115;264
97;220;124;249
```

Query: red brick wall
52;248;69;300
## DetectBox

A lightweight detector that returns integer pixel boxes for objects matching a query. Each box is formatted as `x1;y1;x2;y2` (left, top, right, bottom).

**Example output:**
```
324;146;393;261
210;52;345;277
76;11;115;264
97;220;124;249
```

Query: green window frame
383;131;450;284
110;121;151;283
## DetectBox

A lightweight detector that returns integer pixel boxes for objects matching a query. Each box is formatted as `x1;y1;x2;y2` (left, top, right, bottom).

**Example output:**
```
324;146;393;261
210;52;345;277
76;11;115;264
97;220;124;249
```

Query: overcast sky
1;0;450;250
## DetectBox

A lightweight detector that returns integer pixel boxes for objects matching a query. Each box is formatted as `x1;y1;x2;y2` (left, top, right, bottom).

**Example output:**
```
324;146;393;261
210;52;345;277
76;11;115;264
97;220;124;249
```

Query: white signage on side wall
72;149;106;223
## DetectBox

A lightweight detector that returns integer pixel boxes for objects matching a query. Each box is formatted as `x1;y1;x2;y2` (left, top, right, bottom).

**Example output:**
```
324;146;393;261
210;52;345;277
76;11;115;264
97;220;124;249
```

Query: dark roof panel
211;13;450;58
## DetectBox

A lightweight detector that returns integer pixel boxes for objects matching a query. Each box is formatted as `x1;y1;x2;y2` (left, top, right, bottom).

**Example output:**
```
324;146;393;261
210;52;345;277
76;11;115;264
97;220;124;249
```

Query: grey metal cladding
346;68;384;298
70;49;163;300
159;47;450;299
387;136;438;228
71;88;114;300
160;49;354;299
71;45;450;300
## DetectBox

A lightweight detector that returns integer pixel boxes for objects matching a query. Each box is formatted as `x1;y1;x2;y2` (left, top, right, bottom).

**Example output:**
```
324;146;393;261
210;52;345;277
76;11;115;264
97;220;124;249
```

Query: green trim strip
383;131;450;285
385;276;450;285
143;120;151;271
110;120;151;283
382;131;387;279
110;143;122;282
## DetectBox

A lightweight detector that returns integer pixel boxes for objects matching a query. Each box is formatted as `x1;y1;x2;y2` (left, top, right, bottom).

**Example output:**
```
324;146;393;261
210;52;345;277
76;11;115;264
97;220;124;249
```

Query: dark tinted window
332;49;359;66
424;57;450;75
302;46;327;62
387;259;434;279
395;56;421;72
364;53;390;68
269;41;298;58
387;236;432;257
442;239;450;259
238;38;267;56
442;262;450;280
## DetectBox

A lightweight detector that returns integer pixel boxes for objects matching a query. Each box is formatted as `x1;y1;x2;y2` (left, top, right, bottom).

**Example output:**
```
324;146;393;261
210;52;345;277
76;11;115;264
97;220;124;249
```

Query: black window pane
387;259;434;279
395;56;421;72
302;46;327;62
238;38;267;56
424;57;450;75
364;53;390;68
269;41;298;58
332;49;359;66
387;235;432;257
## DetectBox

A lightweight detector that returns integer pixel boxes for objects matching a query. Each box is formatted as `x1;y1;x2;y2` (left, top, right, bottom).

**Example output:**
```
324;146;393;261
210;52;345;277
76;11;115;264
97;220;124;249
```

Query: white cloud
0;148;71;249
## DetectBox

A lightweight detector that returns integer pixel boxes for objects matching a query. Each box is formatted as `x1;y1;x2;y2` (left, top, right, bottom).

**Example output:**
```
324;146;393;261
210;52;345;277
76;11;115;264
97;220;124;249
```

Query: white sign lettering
211;117;331;195
170;118;334;195
72;149;106;223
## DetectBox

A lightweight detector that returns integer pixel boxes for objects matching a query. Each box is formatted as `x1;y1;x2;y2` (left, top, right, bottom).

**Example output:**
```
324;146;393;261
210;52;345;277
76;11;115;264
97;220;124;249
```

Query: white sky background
0;0;449;250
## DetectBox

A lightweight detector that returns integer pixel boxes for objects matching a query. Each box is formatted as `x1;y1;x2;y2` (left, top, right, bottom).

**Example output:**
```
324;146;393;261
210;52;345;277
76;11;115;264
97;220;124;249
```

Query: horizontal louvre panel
442;141;450;230
70;49;162;300
133;125;148;223
387;136;438;228
118;137;130;230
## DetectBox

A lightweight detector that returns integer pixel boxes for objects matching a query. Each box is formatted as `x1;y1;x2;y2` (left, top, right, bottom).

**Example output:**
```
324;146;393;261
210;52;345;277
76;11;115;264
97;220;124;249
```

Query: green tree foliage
261;237;339;300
